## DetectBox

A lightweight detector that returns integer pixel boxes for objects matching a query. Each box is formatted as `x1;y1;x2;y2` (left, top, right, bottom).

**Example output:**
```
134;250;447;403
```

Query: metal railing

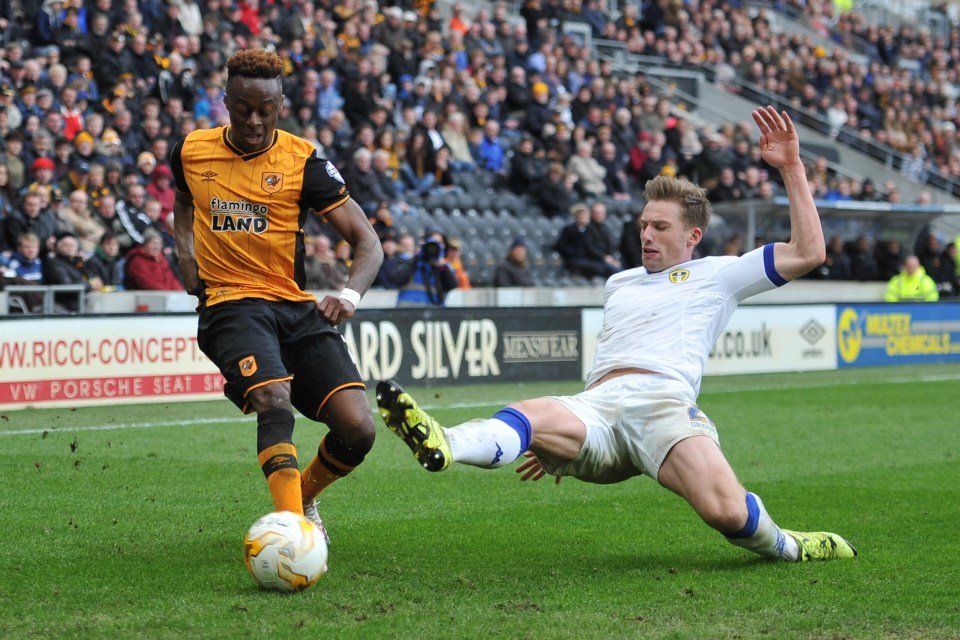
3;284;87;315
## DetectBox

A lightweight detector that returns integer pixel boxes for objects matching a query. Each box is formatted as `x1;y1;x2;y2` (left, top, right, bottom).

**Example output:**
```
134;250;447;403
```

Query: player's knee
248;382;292;412
322;397;377;452
697;498;748;535
334;415;376;453
320;390;376;452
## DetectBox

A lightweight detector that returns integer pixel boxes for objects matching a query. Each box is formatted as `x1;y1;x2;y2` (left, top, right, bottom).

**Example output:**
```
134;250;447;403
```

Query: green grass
1;364;959;639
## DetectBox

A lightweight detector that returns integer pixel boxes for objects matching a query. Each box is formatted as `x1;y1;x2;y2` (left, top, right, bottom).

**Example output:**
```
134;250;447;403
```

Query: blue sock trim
493;407;532;453
727;492;761;539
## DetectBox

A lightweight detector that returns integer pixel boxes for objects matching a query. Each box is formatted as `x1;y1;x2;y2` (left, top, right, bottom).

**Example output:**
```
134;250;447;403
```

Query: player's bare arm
173;189;200;296
315;198;384;325
751;106;826;282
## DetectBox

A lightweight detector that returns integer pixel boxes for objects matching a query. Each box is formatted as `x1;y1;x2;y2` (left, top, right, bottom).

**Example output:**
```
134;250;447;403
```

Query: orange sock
301;436;358;502
258;443;303;513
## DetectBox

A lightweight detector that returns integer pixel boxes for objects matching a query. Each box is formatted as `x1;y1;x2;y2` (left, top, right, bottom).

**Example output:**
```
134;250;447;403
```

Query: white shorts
540;374;719;484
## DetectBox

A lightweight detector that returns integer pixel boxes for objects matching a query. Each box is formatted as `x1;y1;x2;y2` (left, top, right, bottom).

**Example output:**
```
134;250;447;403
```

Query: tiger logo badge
668;269;690;284
261;173;283;193
238;355;258;377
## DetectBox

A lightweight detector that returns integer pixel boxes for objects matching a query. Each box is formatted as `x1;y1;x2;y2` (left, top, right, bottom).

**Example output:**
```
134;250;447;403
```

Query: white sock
446;419;524;468
726;492;800;561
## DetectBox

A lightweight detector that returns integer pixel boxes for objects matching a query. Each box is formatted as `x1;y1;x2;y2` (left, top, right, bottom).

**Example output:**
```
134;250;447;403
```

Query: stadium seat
463;250;481;274
452;172;473;190
403;192;423;208
394;208;426;237
494;192;523;216
502;217;524;238
530;248;546;271
517;203;543;219
547;251;564;272
472;193;491;211
610;223;624;248
519;217;540;234
461;174;488;195
439;192;460;212
7;295;31;314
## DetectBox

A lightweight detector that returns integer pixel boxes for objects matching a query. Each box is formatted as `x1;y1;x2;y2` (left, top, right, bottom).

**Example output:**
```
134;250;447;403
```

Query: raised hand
751;106;801;171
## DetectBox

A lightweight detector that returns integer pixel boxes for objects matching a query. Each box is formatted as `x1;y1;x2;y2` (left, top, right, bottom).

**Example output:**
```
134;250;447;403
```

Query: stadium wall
0;280;891;316
1;302;958;410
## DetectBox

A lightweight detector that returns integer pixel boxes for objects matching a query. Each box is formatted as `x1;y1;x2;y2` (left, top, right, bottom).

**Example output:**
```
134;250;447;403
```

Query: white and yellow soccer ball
243;511;328;592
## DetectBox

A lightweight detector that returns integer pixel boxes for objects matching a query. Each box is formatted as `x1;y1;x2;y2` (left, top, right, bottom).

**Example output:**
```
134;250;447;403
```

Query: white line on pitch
1;371;958;437
0;416;244;436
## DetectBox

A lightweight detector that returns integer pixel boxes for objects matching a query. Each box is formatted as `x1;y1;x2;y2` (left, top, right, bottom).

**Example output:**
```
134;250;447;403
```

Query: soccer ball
243;511;328;592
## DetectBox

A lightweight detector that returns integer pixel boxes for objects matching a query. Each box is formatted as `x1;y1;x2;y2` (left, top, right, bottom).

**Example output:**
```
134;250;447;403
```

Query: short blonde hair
642;175;712;232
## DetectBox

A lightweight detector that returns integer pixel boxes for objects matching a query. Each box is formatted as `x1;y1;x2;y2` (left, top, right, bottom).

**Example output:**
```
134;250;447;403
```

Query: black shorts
197;298;364;419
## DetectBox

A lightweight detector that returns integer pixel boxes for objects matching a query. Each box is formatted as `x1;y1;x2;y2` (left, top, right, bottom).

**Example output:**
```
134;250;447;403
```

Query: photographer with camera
396;230;459;306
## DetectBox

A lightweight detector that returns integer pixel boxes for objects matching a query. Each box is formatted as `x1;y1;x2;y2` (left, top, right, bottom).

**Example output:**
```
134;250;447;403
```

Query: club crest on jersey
261;172;283;193
669;269;690;283
325;160;345;184
238;355;257;377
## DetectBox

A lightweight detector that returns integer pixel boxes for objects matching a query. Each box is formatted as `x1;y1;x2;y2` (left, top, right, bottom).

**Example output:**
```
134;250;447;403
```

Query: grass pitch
1;364;958;640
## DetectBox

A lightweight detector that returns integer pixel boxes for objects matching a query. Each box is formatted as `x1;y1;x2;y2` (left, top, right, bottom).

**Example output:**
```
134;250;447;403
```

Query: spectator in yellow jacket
884;255;939;302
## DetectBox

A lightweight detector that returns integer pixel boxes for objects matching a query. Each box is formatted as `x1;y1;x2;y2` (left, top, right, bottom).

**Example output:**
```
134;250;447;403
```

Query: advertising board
836;303;960;367
0;308;583;409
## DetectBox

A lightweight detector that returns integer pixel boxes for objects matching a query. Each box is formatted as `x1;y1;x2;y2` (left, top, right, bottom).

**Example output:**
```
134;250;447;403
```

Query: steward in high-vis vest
883;255;940;302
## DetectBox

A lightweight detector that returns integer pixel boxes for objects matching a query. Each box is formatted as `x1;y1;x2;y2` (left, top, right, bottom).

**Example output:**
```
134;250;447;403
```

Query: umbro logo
201;170;218;182
268;454;295;470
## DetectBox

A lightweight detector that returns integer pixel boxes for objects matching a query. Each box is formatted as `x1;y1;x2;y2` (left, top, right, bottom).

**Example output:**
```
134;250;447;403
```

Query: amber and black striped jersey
171;126;350;306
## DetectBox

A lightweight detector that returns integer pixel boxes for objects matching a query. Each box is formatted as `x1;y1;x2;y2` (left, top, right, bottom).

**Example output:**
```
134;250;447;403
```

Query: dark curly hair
226;49;283;81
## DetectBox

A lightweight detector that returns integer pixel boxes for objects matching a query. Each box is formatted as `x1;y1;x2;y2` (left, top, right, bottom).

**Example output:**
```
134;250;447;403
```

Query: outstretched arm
751;106;826;281
315;198;384;325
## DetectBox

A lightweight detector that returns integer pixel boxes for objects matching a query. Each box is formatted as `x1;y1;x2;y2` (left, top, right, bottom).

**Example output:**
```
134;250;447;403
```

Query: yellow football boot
376;380;452;472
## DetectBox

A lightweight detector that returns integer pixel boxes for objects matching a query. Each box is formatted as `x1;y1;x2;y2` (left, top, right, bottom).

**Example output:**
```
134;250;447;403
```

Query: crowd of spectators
803;230;958;296
764;0;960;187
0;0;958;309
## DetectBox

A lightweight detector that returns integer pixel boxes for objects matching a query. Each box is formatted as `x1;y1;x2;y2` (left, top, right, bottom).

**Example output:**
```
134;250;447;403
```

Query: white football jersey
586;244;787;395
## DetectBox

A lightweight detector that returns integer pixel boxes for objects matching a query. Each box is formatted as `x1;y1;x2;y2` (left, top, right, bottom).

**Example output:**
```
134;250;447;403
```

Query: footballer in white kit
377;106;858;563
589;243;783;394
546;245;785;484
